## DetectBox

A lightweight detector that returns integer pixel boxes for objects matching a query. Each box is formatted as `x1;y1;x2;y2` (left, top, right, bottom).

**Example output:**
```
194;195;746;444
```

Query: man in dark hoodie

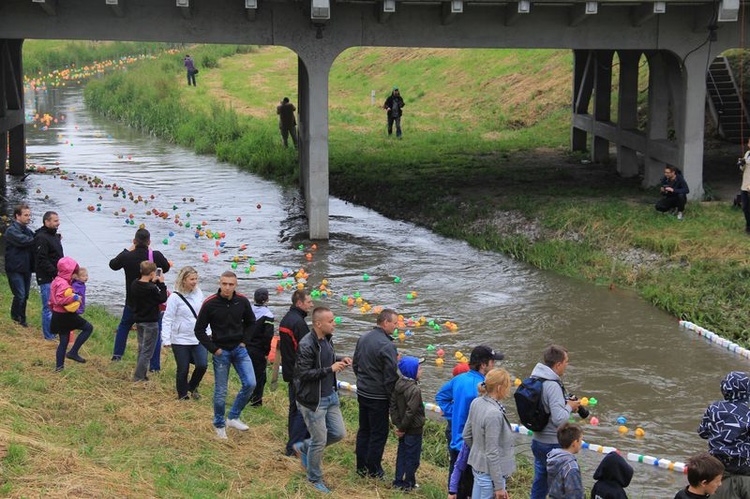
698;371;750;498
35;211;64;340
194;271;256;440
4;203;35;328
109;228;170;369
248;287;275;407
591;451;634;499
353;308;400;478
279;289;313;456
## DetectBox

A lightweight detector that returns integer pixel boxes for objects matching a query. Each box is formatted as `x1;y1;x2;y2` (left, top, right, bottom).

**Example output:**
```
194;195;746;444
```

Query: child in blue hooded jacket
390;355;425;491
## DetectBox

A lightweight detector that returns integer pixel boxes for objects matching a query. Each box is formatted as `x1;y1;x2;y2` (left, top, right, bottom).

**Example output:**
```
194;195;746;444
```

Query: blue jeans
7;271;30;325
39;283;55;339
356;396;390;477
172;344;208;399
112;305;162;370
287;382;310;455
297;392;346;484
394;434;422;489
212;345;256;428
531;439;560;499
472;469;500;499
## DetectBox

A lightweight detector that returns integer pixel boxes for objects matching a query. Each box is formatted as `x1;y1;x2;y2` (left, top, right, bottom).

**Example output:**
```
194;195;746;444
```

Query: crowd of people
5;203;750;497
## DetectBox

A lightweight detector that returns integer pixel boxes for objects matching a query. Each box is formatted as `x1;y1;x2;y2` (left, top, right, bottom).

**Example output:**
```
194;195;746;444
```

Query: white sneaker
677;212;684;220
227;418;249;431
215;427;227;439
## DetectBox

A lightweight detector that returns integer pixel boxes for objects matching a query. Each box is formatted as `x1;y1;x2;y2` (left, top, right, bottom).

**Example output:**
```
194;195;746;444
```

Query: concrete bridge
0;0;748;238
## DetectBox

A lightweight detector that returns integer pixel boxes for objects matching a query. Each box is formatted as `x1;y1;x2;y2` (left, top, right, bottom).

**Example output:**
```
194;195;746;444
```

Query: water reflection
7;85;749;496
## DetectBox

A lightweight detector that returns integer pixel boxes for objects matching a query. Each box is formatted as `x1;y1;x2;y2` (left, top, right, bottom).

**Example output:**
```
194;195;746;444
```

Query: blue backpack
514;377;563;431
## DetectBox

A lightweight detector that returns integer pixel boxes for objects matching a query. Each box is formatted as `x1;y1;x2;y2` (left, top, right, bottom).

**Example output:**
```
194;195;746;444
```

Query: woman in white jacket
161;266;208;400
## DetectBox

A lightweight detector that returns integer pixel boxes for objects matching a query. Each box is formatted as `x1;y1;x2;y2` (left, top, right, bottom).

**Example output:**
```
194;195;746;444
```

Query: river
5;84;748;497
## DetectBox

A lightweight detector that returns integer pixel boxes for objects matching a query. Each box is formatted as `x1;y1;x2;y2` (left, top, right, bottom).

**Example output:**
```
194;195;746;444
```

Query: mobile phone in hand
155;268;163;278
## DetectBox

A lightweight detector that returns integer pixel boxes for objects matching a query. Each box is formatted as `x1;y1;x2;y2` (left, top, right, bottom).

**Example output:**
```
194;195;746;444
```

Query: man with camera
529;344;583;499
655;165;690;220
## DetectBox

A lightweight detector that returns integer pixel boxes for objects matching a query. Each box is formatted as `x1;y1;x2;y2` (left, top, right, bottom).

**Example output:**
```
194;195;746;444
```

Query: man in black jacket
353;308;400;478
383;87;405;138
194;271;256;440
4;204;35;327
292;306;351;494
109;228;170;370
278;289;313;455
35;211;63;340
248;287;275;407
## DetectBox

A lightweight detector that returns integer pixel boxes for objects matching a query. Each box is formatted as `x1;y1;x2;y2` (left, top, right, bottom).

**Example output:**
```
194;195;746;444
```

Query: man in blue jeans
4;204;35;328
109;228;170;371
194;271;256;439
528;344;581;499
34;211;64;340
293;306;351;494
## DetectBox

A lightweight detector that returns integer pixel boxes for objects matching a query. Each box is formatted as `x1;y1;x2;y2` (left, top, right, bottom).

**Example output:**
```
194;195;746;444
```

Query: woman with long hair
462;368;516;499
161;266;208;400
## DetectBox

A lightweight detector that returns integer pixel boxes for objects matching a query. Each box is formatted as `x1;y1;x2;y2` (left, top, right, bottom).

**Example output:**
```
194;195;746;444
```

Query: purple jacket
449;443;470;494
72;279;86;314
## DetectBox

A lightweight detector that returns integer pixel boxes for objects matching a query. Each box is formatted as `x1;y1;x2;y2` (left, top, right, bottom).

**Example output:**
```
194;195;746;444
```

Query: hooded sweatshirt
530;362;572;444
591;451;633;499
546;448;584;499
698;371;750;473
390;356;425;435
50;257;80;313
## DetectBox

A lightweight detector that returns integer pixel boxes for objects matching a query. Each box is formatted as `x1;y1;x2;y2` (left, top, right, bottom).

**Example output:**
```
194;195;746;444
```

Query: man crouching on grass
194;271;256;440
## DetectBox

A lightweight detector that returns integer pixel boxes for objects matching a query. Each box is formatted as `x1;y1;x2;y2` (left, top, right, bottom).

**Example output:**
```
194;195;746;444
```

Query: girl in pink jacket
50;257;94;371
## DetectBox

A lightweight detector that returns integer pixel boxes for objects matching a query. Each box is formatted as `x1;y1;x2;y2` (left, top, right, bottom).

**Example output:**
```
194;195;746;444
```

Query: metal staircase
706;56;750;143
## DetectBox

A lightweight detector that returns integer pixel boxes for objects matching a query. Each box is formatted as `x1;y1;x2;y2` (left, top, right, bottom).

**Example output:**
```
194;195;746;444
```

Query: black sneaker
66;353;87;363
190;389;201;400
54;366;64;373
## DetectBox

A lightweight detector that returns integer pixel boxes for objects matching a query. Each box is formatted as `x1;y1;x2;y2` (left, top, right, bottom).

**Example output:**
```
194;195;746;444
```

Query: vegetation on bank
79;44;750;343
0;279;534;497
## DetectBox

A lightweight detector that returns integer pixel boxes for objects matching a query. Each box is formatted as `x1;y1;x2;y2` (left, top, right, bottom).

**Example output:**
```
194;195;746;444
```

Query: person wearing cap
279;289;314;456
277;97;298;148
529;344;581;499
353;308;400;479
390;356;426;492
436;345;505;499
248;287;275;407
161;266;208;400
383;87;406;138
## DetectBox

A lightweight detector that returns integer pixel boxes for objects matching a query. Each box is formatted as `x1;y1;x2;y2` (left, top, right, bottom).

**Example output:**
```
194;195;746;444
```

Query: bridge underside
0;0;746;238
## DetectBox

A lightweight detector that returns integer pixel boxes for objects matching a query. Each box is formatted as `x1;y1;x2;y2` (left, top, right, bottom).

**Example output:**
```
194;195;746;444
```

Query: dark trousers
286;382;309;455
449;447;474;499
172;344;208;399
356;395;390;477
742;191;750;231
56;321;93;369
280;125;298;148
394;434;422;490
248;349;267;406
187;70;196;86
387;115;402;137
7;271;31;324
655;194;686;213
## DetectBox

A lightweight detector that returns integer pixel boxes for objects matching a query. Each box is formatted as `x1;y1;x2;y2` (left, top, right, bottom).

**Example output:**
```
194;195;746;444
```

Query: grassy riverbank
0;279;533;497
80;45;750;343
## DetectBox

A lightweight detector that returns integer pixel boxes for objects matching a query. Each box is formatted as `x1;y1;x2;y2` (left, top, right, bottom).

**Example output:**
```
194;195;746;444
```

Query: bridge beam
631;1;665;27
504;1;530;26
569;2;597;27
105;0;125;18
32;0;57;16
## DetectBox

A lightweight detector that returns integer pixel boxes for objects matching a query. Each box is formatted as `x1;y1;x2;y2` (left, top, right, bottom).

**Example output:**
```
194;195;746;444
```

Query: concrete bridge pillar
593;50;614;163
297;51;334;240
616;50;640;178
673;47;715;201
0;39;25;177
643;51;672;187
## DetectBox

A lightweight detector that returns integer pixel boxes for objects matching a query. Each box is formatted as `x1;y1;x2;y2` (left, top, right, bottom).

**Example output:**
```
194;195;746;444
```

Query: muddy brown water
5;86;750;497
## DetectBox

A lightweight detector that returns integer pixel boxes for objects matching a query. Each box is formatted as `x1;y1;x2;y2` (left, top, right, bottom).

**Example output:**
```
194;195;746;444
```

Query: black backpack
514;377;563;431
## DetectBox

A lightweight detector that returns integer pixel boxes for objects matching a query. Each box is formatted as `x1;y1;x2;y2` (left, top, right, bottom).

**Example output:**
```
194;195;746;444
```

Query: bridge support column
1;39;25;178
643;51;670;187
673;47;713;201
571;50;590;153
298;53;333;240
593;50;613;163
616;50;640;178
